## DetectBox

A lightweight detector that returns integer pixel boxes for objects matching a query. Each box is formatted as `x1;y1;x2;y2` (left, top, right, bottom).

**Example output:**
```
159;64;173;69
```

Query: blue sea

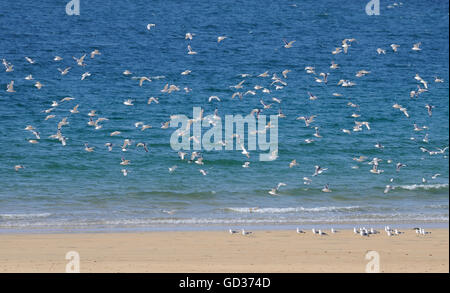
0;0;448;233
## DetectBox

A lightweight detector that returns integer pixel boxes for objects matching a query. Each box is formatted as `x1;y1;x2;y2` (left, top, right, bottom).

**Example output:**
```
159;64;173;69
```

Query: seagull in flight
332;47;342;55
187;45;197;55
289;159;298;168
185;32;195;40
296;115;316;127
69;104;79;114
303;177;312;185
136;142;149;152
330;61;339;69
25;57;35;64
123;99;134;106
313;127;322;138
120;158;130;166
105;143;113;152
217;36;227;43
90;49;101;58
282;69;291;78
390;44;400;52
283;39;295;48
307;92;317;101
374;142;384;149
34;81;43;89
370;165;384;174
3;59;14;72
425;104;434;117
322;184;332;192
148;97;159;104
73;54;87;66
313;165;327;176
81;72;91;80
208;96;221;102
268;183;286;196
412;42;422;51
6;81;15;92
384;184;393;194
84;143;94;152
431;174;441;179
14;165;25;171
396;163;407;171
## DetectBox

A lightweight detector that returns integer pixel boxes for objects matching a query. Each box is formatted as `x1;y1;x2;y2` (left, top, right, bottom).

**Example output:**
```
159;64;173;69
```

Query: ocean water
0;0;448;232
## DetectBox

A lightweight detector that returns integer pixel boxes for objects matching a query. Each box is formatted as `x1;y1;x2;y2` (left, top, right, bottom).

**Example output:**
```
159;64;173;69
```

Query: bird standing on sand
241;229;252;236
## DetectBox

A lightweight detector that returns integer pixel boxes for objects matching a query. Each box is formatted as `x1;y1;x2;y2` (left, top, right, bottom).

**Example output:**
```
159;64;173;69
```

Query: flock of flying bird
260;39;446;196
3;24;448;201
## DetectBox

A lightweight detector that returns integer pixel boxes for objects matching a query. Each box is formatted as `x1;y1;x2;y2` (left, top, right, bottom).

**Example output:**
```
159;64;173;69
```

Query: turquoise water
0;0;448;232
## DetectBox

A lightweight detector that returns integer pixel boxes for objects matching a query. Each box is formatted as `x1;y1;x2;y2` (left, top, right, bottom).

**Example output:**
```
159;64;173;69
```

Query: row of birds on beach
229;226;430;237
3;22;448;198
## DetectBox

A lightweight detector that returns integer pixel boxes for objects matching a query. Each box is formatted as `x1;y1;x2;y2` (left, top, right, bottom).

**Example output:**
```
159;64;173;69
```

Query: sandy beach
0;228;448;273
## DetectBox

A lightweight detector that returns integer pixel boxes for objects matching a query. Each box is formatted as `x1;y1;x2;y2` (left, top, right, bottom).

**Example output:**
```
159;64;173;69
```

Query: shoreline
0;228;448;273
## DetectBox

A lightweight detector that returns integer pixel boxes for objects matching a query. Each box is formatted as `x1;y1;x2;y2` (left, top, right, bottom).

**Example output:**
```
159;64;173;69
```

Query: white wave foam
103;218;288;225
397;184;449;191
0;213;51;219
0;216;448;229
225;206;361;214
0;218;291;227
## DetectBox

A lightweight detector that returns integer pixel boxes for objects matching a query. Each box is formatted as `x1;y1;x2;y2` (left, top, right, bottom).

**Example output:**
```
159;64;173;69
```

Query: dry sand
0;228;448;273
